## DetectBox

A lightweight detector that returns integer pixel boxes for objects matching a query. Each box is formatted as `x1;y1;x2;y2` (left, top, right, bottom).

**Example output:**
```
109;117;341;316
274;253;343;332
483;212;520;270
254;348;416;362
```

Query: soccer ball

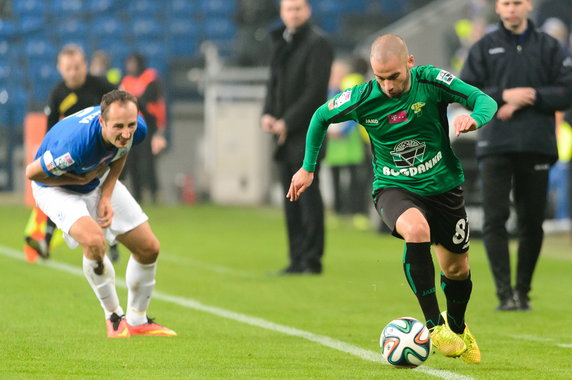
380;317;431;368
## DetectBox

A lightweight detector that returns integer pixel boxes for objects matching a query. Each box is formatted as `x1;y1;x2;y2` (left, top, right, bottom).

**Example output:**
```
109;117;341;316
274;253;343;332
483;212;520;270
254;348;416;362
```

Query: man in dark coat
261;0;333;274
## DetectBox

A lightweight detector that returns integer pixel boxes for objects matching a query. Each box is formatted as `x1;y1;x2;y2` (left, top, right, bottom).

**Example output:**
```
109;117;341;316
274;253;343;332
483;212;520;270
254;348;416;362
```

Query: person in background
261;0;333;274
324;59;369;229
120;53;167;203
460;0;572;311
89;50;122;85
24;44;121;262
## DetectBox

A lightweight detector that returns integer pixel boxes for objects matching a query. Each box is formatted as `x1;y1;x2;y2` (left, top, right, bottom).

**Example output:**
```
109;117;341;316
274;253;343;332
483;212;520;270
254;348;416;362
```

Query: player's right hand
286;168;314;202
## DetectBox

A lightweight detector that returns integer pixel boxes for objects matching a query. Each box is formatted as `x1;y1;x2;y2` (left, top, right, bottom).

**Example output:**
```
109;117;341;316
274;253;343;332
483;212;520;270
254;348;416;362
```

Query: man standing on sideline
288;34;498;363
261;0;333;275
120;53;168;204
26;90;176;338
24;44;121;262
461;0;572;311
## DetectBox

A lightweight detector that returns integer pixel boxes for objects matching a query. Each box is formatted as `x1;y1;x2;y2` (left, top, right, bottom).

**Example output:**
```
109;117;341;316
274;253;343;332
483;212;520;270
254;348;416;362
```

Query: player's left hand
453;114;478;136
97;197;114;228
286;168;314;202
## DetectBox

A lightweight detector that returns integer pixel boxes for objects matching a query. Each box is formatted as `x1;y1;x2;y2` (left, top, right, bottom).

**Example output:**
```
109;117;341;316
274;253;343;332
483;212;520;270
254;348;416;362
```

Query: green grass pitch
0;204;571;379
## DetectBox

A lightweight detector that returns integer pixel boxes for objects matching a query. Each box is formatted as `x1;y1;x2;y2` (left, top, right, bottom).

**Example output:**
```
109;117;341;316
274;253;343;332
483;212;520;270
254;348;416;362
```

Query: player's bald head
370;34;409;65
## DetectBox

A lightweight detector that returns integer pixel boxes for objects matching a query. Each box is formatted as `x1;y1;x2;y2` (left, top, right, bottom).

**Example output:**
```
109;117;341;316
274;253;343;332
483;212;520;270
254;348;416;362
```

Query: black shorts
373;186;470;253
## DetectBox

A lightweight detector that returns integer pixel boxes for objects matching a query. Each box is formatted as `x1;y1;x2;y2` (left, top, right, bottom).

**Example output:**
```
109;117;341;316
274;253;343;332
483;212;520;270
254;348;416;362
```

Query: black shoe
24;236;50;259
514;291;531;311
302;267;322;275
495;295;518;311
107;244;120;263
277;265;305;275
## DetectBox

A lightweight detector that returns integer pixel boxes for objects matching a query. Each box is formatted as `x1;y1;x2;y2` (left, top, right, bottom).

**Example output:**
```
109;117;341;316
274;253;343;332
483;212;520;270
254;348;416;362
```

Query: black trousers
123;135;158;203
479;154;551;300
278;160;325;272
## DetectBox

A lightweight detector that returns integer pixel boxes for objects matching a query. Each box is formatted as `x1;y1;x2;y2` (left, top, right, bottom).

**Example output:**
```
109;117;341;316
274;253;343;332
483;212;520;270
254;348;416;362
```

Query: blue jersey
34;105;147;194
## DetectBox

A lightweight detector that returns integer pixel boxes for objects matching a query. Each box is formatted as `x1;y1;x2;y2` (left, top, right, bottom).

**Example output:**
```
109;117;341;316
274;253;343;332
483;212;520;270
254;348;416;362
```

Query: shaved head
369;34;414;98
370;34;410;65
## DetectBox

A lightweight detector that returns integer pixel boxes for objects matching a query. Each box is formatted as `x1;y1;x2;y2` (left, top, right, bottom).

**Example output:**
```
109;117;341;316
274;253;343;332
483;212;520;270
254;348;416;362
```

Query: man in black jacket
261;0;333;274
461;0;572;311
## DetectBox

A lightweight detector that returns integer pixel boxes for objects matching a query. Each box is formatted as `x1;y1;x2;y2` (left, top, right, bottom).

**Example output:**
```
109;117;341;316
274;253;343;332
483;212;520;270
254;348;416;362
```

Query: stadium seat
130;18;163;38
204;18;236;41
88;0;114;13
51;0;86;15
0;20;15;38
201;0;236;16
129;0;163;16
18;15;44;33
56;19;88;37
13;0;46;16
168;0;198;16
24;37;55;58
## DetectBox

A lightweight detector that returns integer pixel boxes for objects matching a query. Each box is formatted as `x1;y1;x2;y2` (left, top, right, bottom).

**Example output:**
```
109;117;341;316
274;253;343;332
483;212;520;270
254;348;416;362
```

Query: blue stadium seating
13;0;46;16
51;0;87;15
204;18;236;41
201;0;236;16
0;20;16;38
56;19;88;37
129;0;163;16
168;0;199;16
131;18;163;38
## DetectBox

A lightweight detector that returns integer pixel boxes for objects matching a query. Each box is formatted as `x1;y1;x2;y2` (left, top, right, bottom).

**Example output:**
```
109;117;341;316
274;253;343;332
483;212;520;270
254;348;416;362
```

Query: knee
134;236;160;264
442;262;470;280
399;221;430;242
82;232;107;260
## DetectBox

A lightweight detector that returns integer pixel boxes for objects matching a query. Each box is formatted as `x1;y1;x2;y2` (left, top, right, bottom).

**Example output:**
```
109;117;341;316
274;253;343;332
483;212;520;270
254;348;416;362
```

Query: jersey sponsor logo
390;139;426;167
383;151;443;177
54;152;75;169
488;47;505;55
388;110;408;124
43;151;65;176
364;118;379;125
436;70;455;85
411;102;426;115
328;90;352;110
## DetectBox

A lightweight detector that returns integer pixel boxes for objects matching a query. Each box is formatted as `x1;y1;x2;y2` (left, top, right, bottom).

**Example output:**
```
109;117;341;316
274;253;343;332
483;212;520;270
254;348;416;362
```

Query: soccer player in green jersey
288;34;498;364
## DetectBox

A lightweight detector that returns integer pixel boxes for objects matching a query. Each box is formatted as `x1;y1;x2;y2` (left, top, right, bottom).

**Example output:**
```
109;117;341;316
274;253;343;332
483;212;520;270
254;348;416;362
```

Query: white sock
126;255;157;326
82;255;123;319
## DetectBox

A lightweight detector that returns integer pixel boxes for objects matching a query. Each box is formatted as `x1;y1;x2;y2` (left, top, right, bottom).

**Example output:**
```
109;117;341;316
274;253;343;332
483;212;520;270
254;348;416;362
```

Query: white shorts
31;180;148;249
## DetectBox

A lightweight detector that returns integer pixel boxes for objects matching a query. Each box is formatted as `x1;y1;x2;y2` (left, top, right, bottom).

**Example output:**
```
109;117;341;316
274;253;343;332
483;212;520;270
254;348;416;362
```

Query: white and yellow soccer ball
380;317;431;368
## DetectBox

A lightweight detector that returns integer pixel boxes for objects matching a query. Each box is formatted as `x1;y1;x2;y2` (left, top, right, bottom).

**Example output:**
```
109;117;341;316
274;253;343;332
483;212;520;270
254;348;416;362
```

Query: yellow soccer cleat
429;323;467;357
127;318;177;336
458;324;481;364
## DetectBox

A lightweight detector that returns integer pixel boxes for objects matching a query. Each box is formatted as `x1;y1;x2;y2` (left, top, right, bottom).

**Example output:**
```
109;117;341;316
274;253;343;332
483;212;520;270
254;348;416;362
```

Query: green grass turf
0;204;571;379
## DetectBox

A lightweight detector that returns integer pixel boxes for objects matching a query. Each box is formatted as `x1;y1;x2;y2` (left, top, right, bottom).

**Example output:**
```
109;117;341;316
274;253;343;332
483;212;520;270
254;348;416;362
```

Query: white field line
509;334;572;348
0;245;474;380
159;254;260;279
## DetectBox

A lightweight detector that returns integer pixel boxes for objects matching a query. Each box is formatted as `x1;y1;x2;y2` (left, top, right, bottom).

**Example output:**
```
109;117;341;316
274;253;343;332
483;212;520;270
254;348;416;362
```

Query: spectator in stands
261;0;333;274
461;0;572;312
89;50;122;85
24;43;121;262
120;53;167;203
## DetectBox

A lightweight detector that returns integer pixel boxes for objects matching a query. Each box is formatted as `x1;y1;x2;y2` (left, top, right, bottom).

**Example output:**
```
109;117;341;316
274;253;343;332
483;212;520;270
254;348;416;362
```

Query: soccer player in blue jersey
25;90;176;338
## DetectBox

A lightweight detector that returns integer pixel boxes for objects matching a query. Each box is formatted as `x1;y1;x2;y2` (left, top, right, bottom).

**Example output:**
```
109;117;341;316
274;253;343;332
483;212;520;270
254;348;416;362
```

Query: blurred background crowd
0;0;571;234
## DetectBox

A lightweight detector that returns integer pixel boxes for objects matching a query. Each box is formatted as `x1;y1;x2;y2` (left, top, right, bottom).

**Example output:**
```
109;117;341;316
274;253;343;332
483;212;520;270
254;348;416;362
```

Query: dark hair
100;90;138;120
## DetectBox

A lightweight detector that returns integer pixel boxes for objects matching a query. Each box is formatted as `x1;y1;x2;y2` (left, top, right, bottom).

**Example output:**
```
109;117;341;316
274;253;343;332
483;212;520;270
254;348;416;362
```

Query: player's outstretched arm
286;168;314;202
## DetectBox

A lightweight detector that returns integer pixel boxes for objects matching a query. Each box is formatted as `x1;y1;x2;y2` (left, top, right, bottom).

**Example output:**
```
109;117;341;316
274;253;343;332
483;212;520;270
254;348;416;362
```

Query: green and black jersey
303;65;497;196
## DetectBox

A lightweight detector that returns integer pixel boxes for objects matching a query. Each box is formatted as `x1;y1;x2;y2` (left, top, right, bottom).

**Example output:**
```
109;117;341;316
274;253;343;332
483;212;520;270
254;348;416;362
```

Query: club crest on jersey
328;90;352;110
436;70;454;85
390;139;426;167
411;102;426;115
388;110;408;124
